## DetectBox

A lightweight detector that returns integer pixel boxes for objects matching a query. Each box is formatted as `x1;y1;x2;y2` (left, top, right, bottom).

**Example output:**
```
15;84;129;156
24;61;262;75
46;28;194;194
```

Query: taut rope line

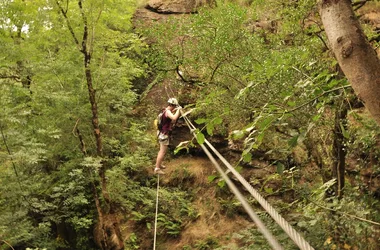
204;138;315;250
158;89;313;249
153;174;160;250
182;114;283;250
181;112;315;250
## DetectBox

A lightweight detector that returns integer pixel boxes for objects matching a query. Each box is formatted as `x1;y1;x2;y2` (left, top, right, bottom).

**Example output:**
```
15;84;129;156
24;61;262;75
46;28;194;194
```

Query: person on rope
154;97;182;174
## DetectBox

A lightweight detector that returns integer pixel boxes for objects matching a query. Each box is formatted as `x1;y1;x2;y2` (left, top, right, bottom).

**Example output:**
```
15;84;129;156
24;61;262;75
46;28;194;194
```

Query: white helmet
167;98;179;106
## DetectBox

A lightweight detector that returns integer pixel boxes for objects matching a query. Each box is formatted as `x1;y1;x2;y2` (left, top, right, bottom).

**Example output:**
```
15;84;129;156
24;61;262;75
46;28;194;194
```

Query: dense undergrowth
1;0;380;249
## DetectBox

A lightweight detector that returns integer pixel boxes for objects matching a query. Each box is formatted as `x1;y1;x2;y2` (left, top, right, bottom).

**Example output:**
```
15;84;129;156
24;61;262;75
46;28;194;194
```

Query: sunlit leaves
81;157;102;172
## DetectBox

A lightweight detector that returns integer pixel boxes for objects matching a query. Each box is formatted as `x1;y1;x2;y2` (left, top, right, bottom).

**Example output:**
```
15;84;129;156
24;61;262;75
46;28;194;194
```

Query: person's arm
166;107;182;121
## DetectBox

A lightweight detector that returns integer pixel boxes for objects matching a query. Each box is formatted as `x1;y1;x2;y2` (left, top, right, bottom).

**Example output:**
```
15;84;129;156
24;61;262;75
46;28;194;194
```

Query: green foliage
195;116;223;136
141;0;342;169
1;0;380;249
214;211;300;250
0;0;149;248
297;182;380;249
124;233;140;250
208;165;243;190
160;188;198;222
218;197;242;217
142;1;380;249
194;236;220;249
195;129;206;145
125;185;199;244
157;213;182;236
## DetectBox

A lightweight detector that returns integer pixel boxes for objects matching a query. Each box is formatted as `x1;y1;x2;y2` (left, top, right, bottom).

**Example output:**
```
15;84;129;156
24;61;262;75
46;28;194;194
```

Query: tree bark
318;0;380;125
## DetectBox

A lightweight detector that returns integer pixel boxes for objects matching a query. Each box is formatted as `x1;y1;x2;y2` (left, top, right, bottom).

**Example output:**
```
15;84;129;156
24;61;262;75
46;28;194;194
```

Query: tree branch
72;119;87;155
0;74;21;82
308;198;380;226
0;240;15;250
273;85;352;114
353;0;370;11
55;0;81;50
78;0;89;55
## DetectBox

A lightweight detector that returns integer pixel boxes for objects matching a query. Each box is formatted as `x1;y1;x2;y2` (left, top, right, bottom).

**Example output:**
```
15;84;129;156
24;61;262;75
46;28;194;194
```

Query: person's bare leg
155;144;168;169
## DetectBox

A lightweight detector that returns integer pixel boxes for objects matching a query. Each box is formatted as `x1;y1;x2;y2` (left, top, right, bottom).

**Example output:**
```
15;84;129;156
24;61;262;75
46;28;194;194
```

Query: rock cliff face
146;0;215;14
133;0;215;25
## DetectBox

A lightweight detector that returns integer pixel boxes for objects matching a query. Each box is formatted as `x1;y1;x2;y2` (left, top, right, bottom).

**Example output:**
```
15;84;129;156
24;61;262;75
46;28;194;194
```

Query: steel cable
182;114;283;249
181;113;314;250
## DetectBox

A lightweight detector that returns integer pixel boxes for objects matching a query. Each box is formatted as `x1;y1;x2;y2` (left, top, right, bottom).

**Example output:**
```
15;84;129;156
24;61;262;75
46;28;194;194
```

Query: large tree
54;0;124;248
0;0;146;249
318;0;380;125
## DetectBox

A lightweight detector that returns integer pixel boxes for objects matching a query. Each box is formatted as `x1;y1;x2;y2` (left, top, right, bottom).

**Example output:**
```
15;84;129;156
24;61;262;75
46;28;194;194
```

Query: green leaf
206;123;214;136
287;101;296;107
309;219;317;226
327;79;339;88
207;175;218;182
297;221;308;228
276;162;285;174
288;135;299;148
196;132;205;145
264;187;273;194
195;118;207;124
174;145;189;155
231;130;245;139
258;117;273;130
214;117;222;125
312;114;321;122
253;132;265;149
340;122;349;139
217;180;226;188
242;152;252;162
235;165;243;173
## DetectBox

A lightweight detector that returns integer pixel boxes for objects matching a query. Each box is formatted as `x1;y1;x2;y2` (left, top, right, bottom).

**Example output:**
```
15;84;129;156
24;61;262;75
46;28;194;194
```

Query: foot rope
153;174;160;250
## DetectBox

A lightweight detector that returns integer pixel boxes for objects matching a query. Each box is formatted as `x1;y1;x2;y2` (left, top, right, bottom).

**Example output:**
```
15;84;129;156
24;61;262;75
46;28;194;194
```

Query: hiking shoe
160;165;166;169
154;168;165;175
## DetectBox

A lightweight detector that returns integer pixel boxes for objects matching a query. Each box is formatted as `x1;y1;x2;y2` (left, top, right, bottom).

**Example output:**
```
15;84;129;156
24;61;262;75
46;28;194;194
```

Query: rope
158;89;314;249
153;174;160;250
205;137;315;250
181;113;315;250
182;114;283;250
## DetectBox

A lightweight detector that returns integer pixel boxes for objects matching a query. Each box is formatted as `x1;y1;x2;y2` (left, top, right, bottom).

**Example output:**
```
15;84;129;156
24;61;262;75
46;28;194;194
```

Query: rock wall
133;0;215;26
146;0;215;14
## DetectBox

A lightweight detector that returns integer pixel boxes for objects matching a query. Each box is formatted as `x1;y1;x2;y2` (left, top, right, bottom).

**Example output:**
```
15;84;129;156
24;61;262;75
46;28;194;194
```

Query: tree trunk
304;135;329;183
318;0;380;125
84;60;103;157
80;19;124;250
331;97;348;198
57;1;124;249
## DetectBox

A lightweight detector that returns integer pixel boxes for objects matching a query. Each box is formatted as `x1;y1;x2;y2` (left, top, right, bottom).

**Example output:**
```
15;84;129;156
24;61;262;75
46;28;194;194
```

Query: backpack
156;109;166;132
